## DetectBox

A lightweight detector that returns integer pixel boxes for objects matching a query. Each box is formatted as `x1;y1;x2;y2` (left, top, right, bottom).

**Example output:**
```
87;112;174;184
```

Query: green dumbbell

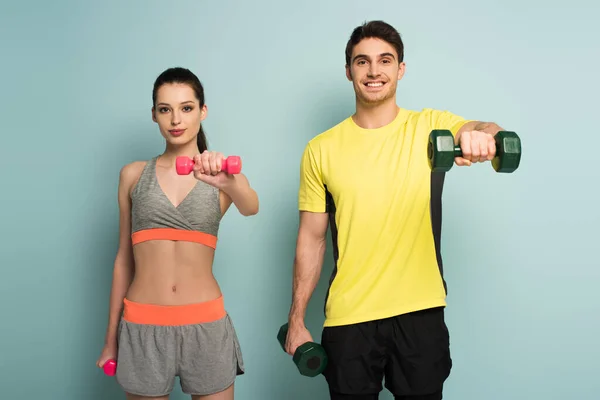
277;323;328;378
428;129;522;173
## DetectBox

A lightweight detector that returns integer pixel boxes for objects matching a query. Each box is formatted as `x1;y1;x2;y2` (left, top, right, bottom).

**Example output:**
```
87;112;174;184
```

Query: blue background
1;0;598;399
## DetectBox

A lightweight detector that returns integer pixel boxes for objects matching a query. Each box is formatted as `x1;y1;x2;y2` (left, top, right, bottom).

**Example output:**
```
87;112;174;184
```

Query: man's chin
357;92;393;106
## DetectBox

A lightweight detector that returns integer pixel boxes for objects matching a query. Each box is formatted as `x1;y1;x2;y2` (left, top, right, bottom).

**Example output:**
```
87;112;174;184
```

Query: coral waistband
122;296;226;326
131;228;217;249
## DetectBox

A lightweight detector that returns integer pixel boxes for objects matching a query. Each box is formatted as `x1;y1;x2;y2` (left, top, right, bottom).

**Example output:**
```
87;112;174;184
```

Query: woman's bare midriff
126;240;222;306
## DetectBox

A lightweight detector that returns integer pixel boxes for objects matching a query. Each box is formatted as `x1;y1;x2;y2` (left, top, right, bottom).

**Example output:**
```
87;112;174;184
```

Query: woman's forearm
222;174;259;216
104;255;134;345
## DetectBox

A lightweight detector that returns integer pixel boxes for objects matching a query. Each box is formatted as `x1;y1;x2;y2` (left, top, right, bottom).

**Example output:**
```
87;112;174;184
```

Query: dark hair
345;20;404;66
152;67;208;152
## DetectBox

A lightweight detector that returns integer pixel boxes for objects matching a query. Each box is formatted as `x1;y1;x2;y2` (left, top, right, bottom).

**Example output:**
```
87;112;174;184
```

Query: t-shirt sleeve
298;142;327;213
428;109;474;135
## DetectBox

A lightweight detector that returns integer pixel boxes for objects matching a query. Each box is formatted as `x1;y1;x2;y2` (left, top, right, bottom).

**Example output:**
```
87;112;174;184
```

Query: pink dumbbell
103;359;117;376
176;155;242;175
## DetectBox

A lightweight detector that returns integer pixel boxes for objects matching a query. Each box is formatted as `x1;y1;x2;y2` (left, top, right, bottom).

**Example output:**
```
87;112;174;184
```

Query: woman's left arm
220;173;259;216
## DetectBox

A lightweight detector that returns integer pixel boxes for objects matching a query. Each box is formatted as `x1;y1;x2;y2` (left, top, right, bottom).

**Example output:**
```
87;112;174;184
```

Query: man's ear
397;62;406;81
346;65;352;81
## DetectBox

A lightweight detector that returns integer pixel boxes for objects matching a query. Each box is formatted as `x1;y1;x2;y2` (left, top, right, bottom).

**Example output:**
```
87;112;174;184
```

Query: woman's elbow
241;204;259;216
240;197;259;216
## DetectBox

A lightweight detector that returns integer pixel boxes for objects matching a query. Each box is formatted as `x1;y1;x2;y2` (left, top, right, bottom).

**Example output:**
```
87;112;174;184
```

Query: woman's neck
159;141;200;165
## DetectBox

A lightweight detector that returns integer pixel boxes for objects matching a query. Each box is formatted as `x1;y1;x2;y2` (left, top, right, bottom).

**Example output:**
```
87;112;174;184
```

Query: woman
96;67;259;400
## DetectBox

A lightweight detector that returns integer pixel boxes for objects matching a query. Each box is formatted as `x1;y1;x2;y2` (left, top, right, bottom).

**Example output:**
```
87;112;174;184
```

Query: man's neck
352;98;400;129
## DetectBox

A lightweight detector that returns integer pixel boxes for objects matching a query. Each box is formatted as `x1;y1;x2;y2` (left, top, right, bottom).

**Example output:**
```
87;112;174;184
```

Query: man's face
346;37;405;106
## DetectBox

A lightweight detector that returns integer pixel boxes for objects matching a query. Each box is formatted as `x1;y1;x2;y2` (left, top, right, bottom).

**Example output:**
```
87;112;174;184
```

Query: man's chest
322;135;430;202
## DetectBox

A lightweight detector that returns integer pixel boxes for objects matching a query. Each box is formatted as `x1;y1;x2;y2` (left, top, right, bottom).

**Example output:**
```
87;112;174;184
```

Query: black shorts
320;307;451;399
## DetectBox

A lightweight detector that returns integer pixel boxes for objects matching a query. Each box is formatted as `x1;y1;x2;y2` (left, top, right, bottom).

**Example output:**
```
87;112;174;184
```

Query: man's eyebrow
352;53;368;62
352;52;396;63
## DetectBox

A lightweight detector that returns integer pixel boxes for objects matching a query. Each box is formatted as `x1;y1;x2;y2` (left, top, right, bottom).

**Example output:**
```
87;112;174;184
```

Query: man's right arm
285;140;329;354
288;211;329;328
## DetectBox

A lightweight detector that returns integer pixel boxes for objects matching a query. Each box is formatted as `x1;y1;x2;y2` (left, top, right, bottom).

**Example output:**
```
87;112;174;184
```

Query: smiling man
284;20;505;400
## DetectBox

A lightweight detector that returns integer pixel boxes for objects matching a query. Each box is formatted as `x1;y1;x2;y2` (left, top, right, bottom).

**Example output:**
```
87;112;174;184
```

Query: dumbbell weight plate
277;323;328;377
428;129;456;172
492;131;522;173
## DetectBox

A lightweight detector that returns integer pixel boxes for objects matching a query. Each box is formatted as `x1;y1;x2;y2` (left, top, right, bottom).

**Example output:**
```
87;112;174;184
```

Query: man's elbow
299;231;328;252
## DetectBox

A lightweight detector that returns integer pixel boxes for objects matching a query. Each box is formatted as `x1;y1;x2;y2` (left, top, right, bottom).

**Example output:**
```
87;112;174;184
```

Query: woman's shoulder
119;159;150;191
120;160;147;179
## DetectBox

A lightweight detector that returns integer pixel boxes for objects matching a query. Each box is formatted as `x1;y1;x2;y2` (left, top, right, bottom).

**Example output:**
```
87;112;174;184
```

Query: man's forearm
288;236;327;326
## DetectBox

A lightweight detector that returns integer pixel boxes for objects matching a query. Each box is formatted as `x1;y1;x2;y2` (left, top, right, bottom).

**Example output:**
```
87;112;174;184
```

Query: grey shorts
115;296;244;397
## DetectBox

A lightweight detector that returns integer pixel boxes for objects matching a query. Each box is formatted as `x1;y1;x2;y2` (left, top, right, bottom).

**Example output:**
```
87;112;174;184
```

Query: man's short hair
345;20;405;66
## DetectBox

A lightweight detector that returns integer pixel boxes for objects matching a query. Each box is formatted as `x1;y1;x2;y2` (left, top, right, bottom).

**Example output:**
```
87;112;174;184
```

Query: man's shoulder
401;107;469;133
410;107;467;121
406;107;450;119
307;116;352;147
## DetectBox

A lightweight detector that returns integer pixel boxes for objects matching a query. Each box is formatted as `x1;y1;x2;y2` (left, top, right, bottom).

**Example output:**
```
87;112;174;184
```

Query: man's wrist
288;310;306;327
474;121;503;136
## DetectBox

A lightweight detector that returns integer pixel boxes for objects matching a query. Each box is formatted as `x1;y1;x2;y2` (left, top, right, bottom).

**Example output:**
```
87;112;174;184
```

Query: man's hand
454;130;496;167
285;320;313;356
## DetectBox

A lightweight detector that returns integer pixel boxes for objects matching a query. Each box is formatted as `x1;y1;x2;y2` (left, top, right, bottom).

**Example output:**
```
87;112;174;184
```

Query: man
284;20;505;400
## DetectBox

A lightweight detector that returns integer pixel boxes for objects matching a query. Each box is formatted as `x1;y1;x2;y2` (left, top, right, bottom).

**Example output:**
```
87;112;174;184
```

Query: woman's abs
126;241;221;305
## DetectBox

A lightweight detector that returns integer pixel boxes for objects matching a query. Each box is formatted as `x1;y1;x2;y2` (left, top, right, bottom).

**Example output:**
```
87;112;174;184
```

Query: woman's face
152;82;207;146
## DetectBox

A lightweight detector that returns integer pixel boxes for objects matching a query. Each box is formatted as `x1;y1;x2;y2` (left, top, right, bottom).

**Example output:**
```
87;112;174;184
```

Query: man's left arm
454;120;504;167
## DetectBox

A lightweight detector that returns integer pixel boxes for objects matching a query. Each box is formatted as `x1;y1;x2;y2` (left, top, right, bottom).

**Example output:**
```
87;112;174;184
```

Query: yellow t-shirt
298;108;471;327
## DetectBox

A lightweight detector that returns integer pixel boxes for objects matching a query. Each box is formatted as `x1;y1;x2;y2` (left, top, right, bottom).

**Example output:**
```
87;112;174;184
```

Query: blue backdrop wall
1;1;598;399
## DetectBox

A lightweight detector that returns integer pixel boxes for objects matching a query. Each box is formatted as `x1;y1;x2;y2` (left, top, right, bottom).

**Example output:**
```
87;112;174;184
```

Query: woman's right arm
101;163;139;353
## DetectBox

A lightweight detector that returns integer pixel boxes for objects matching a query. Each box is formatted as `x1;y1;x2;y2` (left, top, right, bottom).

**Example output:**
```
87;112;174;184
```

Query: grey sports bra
130;156;222;248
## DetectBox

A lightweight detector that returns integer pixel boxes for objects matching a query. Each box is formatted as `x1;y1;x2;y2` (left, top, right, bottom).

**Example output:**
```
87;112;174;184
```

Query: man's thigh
320;320;387;397
384;307;452;397
394;392;443;400
329;392;379;400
